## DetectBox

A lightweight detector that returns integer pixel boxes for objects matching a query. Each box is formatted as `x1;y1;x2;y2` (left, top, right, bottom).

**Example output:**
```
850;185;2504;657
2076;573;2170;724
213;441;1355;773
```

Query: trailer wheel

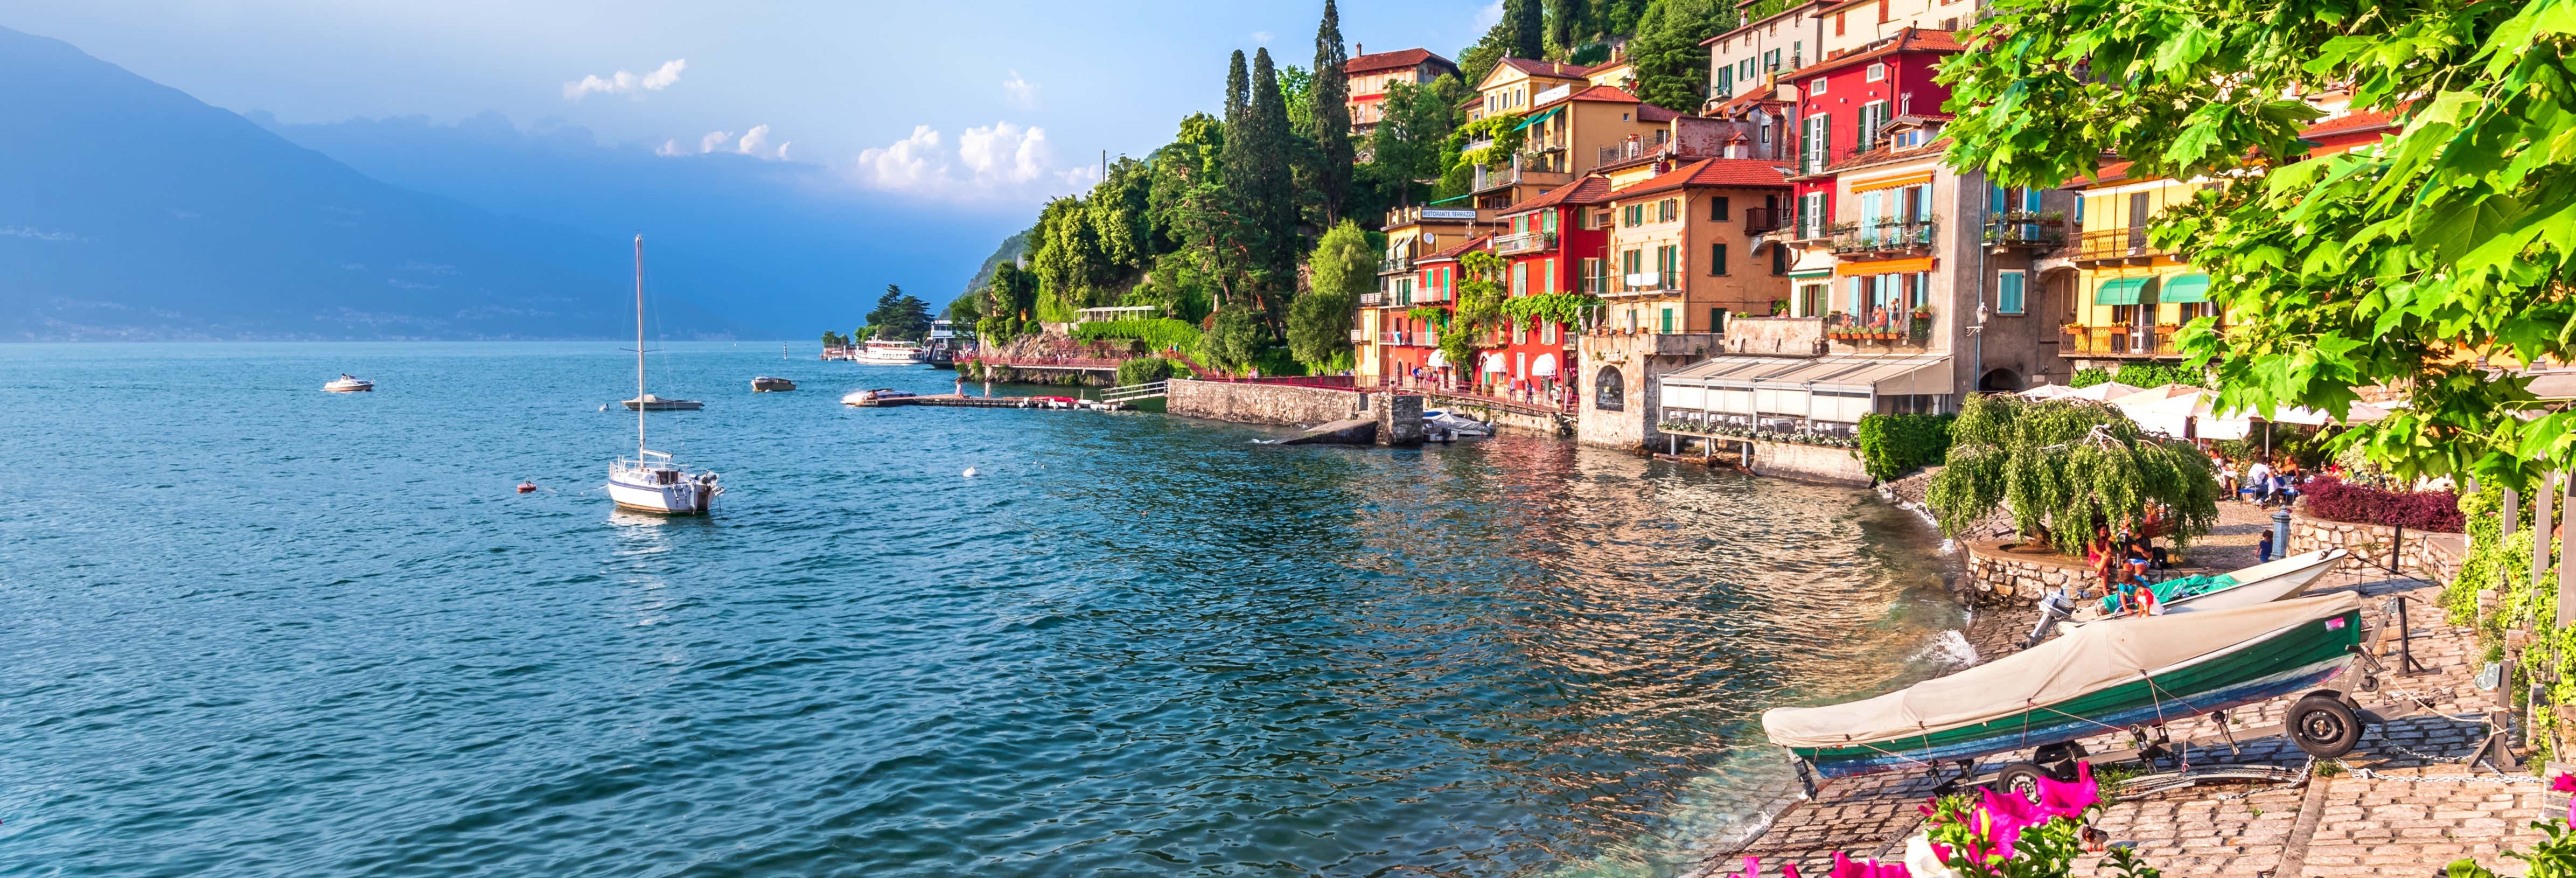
1995;762;2049;803
2291;694;2364;758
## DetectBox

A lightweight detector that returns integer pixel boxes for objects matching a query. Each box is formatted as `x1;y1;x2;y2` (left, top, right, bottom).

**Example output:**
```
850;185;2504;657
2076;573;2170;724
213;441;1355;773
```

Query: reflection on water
0;343;1961;877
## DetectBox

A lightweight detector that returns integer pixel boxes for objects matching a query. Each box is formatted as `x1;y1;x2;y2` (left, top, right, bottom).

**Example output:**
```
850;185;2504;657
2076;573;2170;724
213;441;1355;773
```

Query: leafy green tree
1225;48;1301;327
1937;0;2568;492
864;284;933;342
1459;20;1514;86
1309;0;1355;226
1199;307;1272;372
943;292;980;327
1504;0;1546;59
1547;0;1590;56
1288;220;1373;368
820;330;849;348
1437;250;1509;370
1627;0;1722;112
1366;80;1454;207
1926;394;2218;555
975;263;1041;344
1279;65;1315;131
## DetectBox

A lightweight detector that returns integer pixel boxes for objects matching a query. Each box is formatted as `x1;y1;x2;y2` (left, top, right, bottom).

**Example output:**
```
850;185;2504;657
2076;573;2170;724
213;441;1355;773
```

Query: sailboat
606;235;721;514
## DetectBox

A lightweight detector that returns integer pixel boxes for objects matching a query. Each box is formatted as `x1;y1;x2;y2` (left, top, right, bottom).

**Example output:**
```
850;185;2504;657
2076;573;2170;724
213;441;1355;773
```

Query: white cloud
655;139;686;157
1002;71;1038;110
736;124;791;159
1252;30;1273;43
699;130;734;153
1;226;84;242
563;58;687;100
850;121;1094;200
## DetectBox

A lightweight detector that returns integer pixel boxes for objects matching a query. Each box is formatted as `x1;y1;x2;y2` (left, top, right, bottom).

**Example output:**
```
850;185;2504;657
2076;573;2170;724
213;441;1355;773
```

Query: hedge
2299;476;2466;532
1115;357;1176;385
1856;412;1955;483
1072;318;1202;352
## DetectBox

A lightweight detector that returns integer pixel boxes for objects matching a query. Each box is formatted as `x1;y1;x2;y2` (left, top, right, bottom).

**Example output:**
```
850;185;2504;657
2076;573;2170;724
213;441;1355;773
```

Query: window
1999;270;2027;315
1861;191;1882;228
1398;277;1414;305
1741;59;1757;80
1658;199;1678;222
1542;257;1556;293
1595;366;1624;410
1710;307;1724;333
1624;204;1643;226
1802;114;1829;173
1859;100;1889;149
1659;308;1674;333
1541;210;1558;234
1709;196;1730;220
1867;62;1887;82
1512;262;1528;296
1710;243;1729;275
1765;49;1781;71
1580;257;1603;292
1513;214;1528;234
1512;319;1527;344
1802;191;1826;238
1622;249;1642;277
1771;241;1789;275
1716;65;1733;95
1542;320;1557;344
1810;76;1827;96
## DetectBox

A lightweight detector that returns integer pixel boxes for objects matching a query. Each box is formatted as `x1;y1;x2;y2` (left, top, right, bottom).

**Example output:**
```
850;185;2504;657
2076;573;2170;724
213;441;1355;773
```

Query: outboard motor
2024;584;2079;649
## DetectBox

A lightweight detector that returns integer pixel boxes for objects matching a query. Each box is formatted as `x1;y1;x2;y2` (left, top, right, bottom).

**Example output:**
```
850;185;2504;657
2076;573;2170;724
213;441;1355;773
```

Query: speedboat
1423;408;1493;437
839;388;917;406
1764;593;2364;783
323;375;373;393
622;394;704;411
1030;395;1078;409
854;340;925;365
751;376;797;392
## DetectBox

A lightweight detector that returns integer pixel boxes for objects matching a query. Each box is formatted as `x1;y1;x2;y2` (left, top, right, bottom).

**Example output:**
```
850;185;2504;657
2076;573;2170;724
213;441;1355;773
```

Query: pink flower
2034;762;2102;820
2552;772;2575;793
1829;851;1911;877
1737;855;1763;878
1974;788;2048;860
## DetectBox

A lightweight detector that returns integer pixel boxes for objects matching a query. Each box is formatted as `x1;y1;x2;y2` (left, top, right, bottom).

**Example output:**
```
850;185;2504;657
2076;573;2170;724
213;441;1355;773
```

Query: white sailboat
606;235;721;515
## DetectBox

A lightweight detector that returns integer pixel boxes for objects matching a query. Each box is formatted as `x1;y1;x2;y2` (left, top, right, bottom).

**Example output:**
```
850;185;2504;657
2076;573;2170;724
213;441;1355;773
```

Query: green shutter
2160;273;2212;303
2095;276;2148;305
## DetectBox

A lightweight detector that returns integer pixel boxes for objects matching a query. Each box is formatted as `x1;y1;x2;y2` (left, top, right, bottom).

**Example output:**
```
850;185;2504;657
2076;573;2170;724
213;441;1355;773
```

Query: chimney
1553;61;1562;74
1356;43;1363;56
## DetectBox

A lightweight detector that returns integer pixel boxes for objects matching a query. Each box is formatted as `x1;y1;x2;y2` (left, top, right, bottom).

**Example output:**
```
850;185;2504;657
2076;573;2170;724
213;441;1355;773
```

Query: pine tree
1309;0;1353;227
1247;48;1300;327
1628;0;1723;111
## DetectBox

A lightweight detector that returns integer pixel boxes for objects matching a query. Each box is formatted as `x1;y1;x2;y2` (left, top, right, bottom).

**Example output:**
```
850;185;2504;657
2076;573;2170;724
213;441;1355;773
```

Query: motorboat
2022;548;2349;646
1423;408;1493;437
751;376;797;392
1029;395;1078;409
839;388;917;406
323;375;373;393
854;340;926;365
1764;593;2364;782
621;394;704;411
604;235;722;515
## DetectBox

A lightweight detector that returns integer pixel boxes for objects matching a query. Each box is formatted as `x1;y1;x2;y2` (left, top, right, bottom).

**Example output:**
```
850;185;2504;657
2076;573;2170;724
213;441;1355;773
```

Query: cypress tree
1248;48;1299;324
1547;0;1589;56
1504;0;1545;59
1224;50;1249;126
1309;0;1353;226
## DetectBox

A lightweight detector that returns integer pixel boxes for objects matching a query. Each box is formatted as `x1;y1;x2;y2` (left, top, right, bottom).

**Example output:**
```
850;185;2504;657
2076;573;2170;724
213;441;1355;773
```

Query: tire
1995;761;2049;803
2291;694;2364;758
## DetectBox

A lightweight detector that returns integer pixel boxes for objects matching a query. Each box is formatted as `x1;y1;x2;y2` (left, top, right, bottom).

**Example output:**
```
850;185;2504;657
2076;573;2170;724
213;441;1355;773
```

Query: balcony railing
2063;324;2181;357
1743;207;1790;235
1985;218;2074;248
1491;231;1558;255
1616;270;1681;294
1413;285;1454;303
1379;255;1413;274
1825;306;1937;346
1359;291;1386;306
1828;220;1938;255
1471;164;1572;192
1349;328;1370;343
2070;228;2168;262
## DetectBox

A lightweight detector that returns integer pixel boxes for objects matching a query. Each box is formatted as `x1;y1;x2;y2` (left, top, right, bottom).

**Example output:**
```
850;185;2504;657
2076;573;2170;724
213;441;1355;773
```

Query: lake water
0;342;1966;877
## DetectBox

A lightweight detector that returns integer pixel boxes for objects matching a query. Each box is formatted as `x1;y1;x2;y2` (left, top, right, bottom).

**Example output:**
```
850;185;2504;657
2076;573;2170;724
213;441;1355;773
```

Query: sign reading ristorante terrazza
1420;209;1477;220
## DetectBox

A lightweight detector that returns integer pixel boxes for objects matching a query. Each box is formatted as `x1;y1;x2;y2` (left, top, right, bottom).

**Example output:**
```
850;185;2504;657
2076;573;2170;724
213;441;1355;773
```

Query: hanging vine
1500;292;1602;328
1926;393;2219;555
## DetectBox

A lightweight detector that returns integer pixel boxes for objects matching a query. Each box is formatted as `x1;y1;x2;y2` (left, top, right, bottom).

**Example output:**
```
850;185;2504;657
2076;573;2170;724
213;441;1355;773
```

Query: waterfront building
1466;57;1594;123
1359;204;1492;386
1383;234;1491;388
1344;46;1460;137
1489;176;1615;406
1467;81;1686;210
1704;0;1833;105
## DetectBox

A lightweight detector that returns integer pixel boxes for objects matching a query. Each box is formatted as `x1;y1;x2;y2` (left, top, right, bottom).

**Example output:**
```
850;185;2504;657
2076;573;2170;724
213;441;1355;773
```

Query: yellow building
2060;162;2217;366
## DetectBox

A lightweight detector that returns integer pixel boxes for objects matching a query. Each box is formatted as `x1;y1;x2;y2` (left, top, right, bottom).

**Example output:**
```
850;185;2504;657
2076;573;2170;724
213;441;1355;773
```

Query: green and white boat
1763;593;2364;781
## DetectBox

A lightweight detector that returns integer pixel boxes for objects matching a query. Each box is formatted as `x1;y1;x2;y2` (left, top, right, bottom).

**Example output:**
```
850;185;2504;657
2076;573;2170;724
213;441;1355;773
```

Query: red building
1487;176;1614;403
1387;234;1489;388
1786;27;1961;237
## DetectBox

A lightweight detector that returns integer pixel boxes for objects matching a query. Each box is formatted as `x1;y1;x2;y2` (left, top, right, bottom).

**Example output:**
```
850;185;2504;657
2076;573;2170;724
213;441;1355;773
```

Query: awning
1427;350;1448;368
1836;255;1937;276
1789;247;1838;277
2095;276;2151;305
1849;172;1935;193
1657;354;1953;423
1512;106;1563;131
1532;353;1559;377
2160;273;2211;303
1484;352;1509;373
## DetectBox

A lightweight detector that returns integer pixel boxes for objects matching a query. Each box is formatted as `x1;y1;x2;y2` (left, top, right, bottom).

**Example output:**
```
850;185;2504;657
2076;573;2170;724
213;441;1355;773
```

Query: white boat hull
607;468;715;514
2072;548;2348;624
323;380;373;392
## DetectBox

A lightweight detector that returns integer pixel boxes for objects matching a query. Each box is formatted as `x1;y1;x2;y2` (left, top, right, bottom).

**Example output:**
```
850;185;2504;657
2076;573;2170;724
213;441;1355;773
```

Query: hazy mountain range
0;25;1016;341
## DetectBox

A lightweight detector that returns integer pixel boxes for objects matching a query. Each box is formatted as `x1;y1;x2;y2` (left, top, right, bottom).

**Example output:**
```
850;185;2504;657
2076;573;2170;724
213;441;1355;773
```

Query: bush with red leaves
2298;476;2465;532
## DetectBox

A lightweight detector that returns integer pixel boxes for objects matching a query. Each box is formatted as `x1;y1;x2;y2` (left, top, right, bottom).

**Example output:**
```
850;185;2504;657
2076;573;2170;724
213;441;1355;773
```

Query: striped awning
2095;276;2152;305
2160;273;2212;303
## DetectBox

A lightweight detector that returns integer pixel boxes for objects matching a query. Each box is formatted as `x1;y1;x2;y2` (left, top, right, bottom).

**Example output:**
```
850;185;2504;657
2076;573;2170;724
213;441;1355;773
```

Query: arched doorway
1594;366;1624;411
1979;368;2025;393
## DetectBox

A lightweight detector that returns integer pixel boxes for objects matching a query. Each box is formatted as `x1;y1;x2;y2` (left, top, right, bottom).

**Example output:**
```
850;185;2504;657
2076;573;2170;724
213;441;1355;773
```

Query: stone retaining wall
2285;512;2467;582
1165;379;1365;426
1960;540;2091;607
1748;438;1870;486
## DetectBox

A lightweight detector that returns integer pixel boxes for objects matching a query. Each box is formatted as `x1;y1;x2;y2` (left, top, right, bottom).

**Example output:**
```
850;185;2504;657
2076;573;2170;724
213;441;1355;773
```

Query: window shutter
1711;243;1728;275
1772;241;1789;275
2000;271;2027;314
1711;196;1730;220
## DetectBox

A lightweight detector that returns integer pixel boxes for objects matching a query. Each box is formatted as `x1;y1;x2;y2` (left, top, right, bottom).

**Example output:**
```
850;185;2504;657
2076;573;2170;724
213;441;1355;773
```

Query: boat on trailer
2024;548;2350;646
1764;593;2368;793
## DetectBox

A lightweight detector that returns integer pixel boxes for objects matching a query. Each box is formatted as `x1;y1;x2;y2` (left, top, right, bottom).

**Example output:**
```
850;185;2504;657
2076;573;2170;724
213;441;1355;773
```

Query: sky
0;0;1507;214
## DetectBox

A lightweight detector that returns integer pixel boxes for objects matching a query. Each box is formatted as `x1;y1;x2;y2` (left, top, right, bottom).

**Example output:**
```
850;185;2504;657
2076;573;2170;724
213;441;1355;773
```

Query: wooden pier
842;393;1123;410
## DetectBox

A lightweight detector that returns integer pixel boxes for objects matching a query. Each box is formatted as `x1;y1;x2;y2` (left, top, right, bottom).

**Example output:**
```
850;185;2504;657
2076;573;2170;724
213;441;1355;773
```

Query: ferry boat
605;235;721;515
854;339;925;365
925;320;965;368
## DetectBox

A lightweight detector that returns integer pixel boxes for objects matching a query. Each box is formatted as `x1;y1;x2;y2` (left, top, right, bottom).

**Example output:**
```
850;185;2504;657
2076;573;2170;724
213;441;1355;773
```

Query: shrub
1115;357;1175;385
1858;412;1956;482
1074;318;1202;352
2068;367;2112;388
2299;476;2466;532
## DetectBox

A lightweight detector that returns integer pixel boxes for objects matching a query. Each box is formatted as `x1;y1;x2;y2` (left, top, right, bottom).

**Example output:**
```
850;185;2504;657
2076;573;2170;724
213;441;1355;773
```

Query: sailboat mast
634;234;646;459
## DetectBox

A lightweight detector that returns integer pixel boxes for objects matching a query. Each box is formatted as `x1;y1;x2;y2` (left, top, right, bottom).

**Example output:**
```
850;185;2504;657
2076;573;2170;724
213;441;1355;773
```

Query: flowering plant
2446;773;2576;877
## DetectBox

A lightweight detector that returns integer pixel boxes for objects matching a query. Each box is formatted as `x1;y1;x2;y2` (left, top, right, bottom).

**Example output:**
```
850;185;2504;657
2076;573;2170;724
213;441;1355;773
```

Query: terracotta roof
2301;109;2396;138
1817;136;1952;176
1639;102;1686;123
1500;176;1616;214
1798;28;1962;79
1421;234;1493;262
1614;158;1793;198
1525;84;1691;123
1706;0;1833;45
1495;57;1595;79
1346;48;1456;75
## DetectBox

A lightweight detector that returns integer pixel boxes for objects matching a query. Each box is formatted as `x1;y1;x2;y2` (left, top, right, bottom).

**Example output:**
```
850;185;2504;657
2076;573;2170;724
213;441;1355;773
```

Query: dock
842;393;1124;410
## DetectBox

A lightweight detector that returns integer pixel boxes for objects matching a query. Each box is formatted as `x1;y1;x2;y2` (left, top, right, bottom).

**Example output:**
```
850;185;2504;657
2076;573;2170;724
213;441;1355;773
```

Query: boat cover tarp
1762;592;2359;749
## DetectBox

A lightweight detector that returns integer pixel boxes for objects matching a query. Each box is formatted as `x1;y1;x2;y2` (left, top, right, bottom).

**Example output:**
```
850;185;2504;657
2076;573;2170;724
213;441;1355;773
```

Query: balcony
1828;220;1938;257
1350;328;1370;343
1614;270;1681;295
1491;231;1558;256
1743;206;1791;235
1379;255;1413;274
2069;228;2168;265
2063;324;2183;358
1826;305;1937;347
1359;291;1386;306
1985;213;2074;249
1471;163;1573;193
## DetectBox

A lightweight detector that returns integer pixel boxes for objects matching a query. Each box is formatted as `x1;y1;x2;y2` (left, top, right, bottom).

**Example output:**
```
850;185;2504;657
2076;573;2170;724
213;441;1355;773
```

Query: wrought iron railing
1828;220;1938;255
2070;228;2166;261
1491;231;1558;255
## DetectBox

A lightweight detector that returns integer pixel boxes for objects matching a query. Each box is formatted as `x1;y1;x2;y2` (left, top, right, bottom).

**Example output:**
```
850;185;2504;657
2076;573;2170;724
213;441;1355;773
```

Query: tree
1200;307;1272;372
1459;20;1513;86
1366;80;1454;207
943;292;981;327
975;263;1041;344
1309;0;1355;226
1547;0;1590;57
1926;394;2219;556
820;330;850;348
1936;0;2567;494
1627;0;1723;112
1224;50;1249;126
1221;47;1301;329
1503;0;1546;59
1288;220;1373;368
1437;250;1510;371
864;284;933;342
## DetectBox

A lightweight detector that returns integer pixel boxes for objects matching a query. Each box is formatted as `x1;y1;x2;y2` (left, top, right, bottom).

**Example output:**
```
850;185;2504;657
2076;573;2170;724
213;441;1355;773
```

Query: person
2257;528;2275;564
2127;529;2169;570
2217;458;2240;497
2123;529;2156;581
2086;525;2118;593
2242;457;2274;503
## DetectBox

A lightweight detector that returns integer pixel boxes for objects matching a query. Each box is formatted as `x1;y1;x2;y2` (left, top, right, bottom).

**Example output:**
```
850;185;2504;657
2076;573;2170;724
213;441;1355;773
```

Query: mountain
961;226;1034;301
0;25;742;340
250;112;1028;336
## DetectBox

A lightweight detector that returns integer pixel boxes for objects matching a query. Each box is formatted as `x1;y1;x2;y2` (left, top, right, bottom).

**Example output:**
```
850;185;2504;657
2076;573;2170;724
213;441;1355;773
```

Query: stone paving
1692;554;2541;878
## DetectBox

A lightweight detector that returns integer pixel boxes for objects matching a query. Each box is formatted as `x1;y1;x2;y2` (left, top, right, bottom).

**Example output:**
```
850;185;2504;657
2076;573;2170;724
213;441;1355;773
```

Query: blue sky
1;0;1504;212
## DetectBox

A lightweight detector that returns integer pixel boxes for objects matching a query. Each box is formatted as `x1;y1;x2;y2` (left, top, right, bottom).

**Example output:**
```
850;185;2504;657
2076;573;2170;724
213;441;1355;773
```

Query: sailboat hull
607;472;713;514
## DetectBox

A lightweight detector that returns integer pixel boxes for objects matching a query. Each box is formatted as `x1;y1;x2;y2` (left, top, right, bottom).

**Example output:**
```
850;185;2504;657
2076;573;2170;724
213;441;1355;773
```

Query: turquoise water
0;343;1963;877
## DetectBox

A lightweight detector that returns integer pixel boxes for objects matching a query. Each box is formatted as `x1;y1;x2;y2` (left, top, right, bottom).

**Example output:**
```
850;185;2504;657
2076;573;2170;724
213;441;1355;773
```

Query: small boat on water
323;375;374;393
840;388;917;406
1763;593;2365;783
605;235;722;515
1424;408;1493;437
854;340;925;365
751;377;797;392
622;394;704;411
